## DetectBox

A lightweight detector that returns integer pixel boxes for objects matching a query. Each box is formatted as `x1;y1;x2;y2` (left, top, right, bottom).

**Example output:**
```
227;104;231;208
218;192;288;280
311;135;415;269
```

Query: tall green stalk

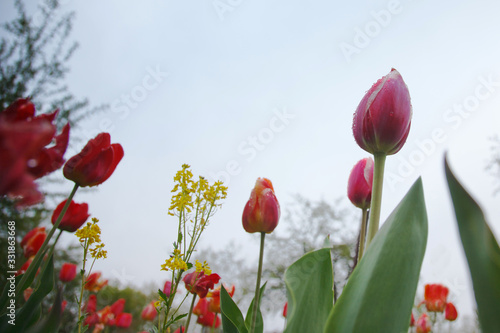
15;183;79;301
357;208;368;262
184;294;197;333
250;232;266;333
365;153;386;248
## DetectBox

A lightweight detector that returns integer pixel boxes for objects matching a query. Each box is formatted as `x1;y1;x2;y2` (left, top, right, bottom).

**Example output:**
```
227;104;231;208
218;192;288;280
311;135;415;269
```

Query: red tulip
424;283;449;312
242;178;280;233
197;311;221;328
84;294;97;314
141;301;157;321
410;312;415;326
283;302;288;318
20;227;46;258
207;285;235;313
110;298;126;316
163;280;172;297
97;306;115;326
115;312;132;328
51;199;90;232
183;271;221;298
63;132;123;187
193;297;209;316
59;262;77;282
352;68;412;155
83;312;99;327
174;327;185;333
347;157;374;209
0;98;70;206
416;313;431;333
445;302;458;321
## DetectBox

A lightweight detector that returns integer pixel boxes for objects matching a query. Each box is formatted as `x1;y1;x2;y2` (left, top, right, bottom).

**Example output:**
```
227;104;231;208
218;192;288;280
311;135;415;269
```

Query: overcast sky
2;0;500;327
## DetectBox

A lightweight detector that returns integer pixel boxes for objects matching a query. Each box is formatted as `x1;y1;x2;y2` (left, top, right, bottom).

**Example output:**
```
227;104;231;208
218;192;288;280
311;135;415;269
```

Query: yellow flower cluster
195;260;212;275
75;217;102;245
169;164;195;215
75;217;106;260
161;249;188;272
89;243;107;259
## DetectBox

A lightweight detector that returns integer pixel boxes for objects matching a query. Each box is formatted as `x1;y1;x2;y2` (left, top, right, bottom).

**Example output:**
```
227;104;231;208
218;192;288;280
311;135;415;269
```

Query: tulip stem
250;232;266;333
15;183;79;302
357;208;369;262
365;153;386;249
184;294;197;333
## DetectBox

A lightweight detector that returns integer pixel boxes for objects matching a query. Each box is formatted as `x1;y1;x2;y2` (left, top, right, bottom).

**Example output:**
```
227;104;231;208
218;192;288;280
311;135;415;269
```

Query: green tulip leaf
0;255;55;333
244;282;266;333
221;285;248;333
324;178;428;333
25;287;63;333
284;248;333;333
445;158;500;333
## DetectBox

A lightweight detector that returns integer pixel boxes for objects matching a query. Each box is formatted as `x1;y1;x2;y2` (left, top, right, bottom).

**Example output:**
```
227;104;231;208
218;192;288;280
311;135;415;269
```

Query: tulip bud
242;178;280;234
115;313;133;328
141;301;157;321
352;68;412;155
445;302;458;321
52;199;90;232
59;262;77;282
424;283;449;312
347;157;374;209
63;132;123;187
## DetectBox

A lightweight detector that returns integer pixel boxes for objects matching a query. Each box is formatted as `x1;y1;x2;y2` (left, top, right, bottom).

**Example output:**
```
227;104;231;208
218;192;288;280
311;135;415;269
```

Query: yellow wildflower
195;260;212;275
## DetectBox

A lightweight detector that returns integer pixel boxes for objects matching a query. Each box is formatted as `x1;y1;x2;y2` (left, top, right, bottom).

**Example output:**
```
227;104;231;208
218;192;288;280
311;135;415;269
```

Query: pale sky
2;0;500;328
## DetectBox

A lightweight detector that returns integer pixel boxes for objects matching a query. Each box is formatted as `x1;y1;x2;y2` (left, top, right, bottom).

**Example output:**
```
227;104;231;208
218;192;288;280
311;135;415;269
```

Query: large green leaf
0;255;55;333
323;178;427;333
284;248;333;333
221;285;247;333
445;158;500;333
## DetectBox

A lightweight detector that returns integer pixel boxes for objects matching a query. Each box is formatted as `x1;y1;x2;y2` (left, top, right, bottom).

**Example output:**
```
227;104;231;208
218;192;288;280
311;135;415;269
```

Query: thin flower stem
184;294;197;333
16;183;79;302
357;208;369;262
77;239;90;333
365;153;386;248
35;229;63;287
250;232;266;333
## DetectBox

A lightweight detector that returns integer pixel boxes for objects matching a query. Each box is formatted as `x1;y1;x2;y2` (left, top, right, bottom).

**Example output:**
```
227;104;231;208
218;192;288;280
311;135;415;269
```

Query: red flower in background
197;311;221;328
242;177;280;234
183;271;221;298
174;327;185;333
115;313;132;328
445;302;458;321
0;98;70;206
424;284;449;312
51;199;89;232
63;132;123;187
352;68;412;155
141;301;157;321
16;257;34;276
283;302;288;318
59;262;77;282
110;298;126;317
347;157;374;209
85;272;108;292
20;227;46;258
84;294;97;314
207;285;235;313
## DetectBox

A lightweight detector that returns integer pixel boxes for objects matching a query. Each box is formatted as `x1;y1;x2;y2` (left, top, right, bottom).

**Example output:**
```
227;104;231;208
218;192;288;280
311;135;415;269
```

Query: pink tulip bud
353;68;412;155
347;157;374;209
242;178;280;234
416;313;431;333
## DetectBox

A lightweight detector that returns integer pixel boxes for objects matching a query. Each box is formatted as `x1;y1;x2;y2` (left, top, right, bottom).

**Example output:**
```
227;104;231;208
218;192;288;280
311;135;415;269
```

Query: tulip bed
1;69;500;333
